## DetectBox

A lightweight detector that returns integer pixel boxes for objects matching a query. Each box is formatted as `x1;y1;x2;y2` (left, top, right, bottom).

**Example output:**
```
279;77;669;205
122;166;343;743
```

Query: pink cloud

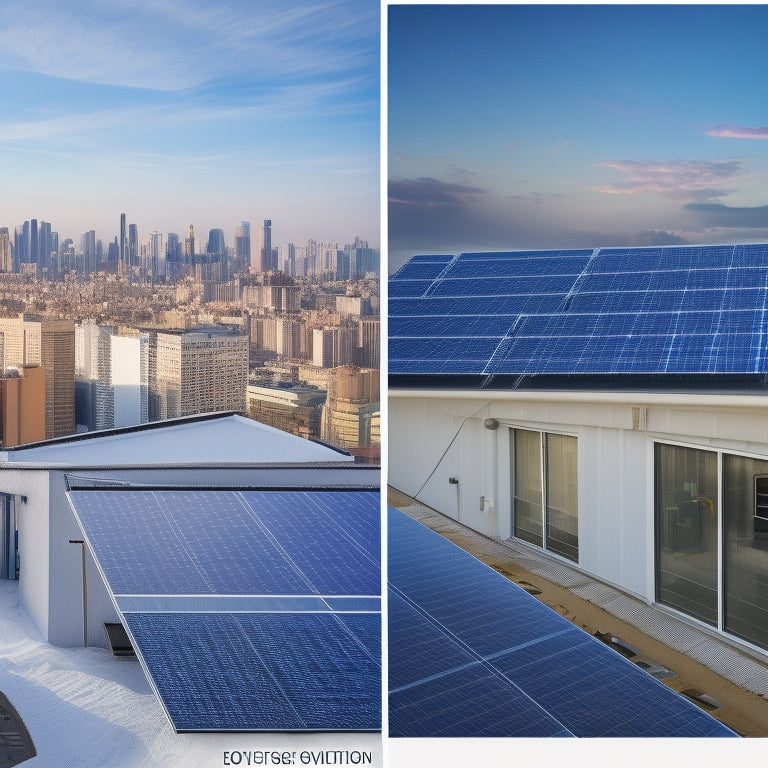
593;159;740;198
707;124;768;139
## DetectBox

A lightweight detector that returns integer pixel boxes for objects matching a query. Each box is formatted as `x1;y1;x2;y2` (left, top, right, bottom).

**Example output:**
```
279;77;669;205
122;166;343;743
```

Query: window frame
511;427;579;563
654;438;768;654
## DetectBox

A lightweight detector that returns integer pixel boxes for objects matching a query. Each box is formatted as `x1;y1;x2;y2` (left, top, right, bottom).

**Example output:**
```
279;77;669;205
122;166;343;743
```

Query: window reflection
655;443;718;626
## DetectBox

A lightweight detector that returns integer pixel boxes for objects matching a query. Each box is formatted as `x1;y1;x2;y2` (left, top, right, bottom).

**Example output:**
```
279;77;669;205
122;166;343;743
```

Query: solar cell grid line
67;489;380;597
124;611;381;732
236;491;380;596
67;489;382;733
388;508;738;738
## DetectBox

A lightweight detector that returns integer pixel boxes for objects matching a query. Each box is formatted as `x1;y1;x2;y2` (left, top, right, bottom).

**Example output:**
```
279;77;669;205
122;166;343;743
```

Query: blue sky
388;4;768;270
0;0;379;249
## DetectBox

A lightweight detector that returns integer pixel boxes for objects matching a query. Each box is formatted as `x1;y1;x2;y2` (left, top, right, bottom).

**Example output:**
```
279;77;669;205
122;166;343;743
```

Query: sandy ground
387;486;768;739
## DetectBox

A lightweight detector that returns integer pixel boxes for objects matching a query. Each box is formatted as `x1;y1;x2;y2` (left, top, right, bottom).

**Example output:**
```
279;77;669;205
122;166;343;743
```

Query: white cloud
0;0;378;91
707;125;768;140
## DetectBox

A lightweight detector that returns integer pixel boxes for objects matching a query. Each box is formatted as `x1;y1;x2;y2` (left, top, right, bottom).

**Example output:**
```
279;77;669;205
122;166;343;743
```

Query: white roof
0;414;352;467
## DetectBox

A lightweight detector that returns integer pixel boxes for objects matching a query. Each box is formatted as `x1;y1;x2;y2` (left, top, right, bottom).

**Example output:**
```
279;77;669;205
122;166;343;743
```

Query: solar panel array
389;244;768;376
388;508;737;738
67;489;381;732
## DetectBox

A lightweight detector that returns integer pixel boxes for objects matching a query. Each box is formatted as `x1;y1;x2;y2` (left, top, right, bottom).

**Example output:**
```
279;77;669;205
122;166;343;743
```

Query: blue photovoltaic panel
388;244;768;377
125;612;380;732
388;508;737;738
67;489;381;733
68;490;379;596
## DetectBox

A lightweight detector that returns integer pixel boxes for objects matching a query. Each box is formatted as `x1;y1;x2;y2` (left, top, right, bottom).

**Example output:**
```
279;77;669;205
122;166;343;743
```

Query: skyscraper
261;219;274;272
234;222;250;273
149;231;165;280
75;321;115;431
0;316;75;439
0;228;11;273
119;213;127;276
39;221;52;273
184;224;195;261
150;329;248;421
29;219;38;268
129;223;138;267
207;228;225;257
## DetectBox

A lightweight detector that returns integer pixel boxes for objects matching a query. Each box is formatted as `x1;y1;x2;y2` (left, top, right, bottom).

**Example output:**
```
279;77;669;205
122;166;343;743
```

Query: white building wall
0;469;51;640
390;391;768;606
111;334;149;428
47;473;118;648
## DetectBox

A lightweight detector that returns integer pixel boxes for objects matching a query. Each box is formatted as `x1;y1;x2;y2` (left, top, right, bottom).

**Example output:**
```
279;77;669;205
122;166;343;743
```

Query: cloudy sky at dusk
388;4;768;271
0;0;379;248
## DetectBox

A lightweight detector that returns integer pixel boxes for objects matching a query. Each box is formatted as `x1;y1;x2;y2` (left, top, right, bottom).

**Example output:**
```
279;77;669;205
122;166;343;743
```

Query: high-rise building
357;317;380;369
207;228;225;257
261;219;274;272
0;228;11;272
80;230;96;275
0;365;46;447
312;326;356;368
119;213;127;275
111;331;149;428
75;322;115;431
0;316;76;439
320;366;380;450
246;383;325;440
29;219;39;268
184;225;195;262
39;221;52;273
41;319;76;439
128;223;138;267
234;222;250;273
150;329;248;421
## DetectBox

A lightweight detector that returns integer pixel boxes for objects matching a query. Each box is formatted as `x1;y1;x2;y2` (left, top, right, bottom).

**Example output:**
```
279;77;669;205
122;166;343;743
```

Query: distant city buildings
0;210;378;456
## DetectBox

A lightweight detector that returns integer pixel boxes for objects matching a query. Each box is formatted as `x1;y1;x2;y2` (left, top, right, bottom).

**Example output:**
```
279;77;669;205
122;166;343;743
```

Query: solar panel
68;490;379;596
125;612;380;732
388;508;737;738
67;489;381;732
388;244;768;377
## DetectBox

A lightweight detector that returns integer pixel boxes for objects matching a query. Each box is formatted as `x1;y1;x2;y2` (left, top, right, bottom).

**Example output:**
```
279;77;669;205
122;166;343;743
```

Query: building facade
0;316;75;440
151;330;248;420
389;244;768;659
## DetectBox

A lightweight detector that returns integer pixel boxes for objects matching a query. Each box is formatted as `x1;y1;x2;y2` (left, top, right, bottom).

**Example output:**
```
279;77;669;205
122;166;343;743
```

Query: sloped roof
0;413;352;466
68;488;380;732
388;507;736;738
389;245;768;389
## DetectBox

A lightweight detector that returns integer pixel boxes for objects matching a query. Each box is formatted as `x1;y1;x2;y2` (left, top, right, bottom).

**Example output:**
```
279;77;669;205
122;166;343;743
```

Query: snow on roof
0;414;352;467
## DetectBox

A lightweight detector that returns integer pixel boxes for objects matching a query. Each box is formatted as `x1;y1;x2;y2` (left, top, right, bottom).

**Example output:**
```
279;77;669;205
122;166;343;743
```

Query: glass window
723;455;768;649
654;443;718;626
546;434;578;562
513;429;543;548
512;430;578;561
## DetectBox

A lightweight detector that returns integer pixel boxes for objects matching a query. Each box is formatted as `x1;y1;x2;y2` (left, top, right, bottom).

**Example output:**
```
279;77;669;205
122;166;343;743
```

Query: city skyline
2;210;375;252
0;0;379;247
389;4;768;271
